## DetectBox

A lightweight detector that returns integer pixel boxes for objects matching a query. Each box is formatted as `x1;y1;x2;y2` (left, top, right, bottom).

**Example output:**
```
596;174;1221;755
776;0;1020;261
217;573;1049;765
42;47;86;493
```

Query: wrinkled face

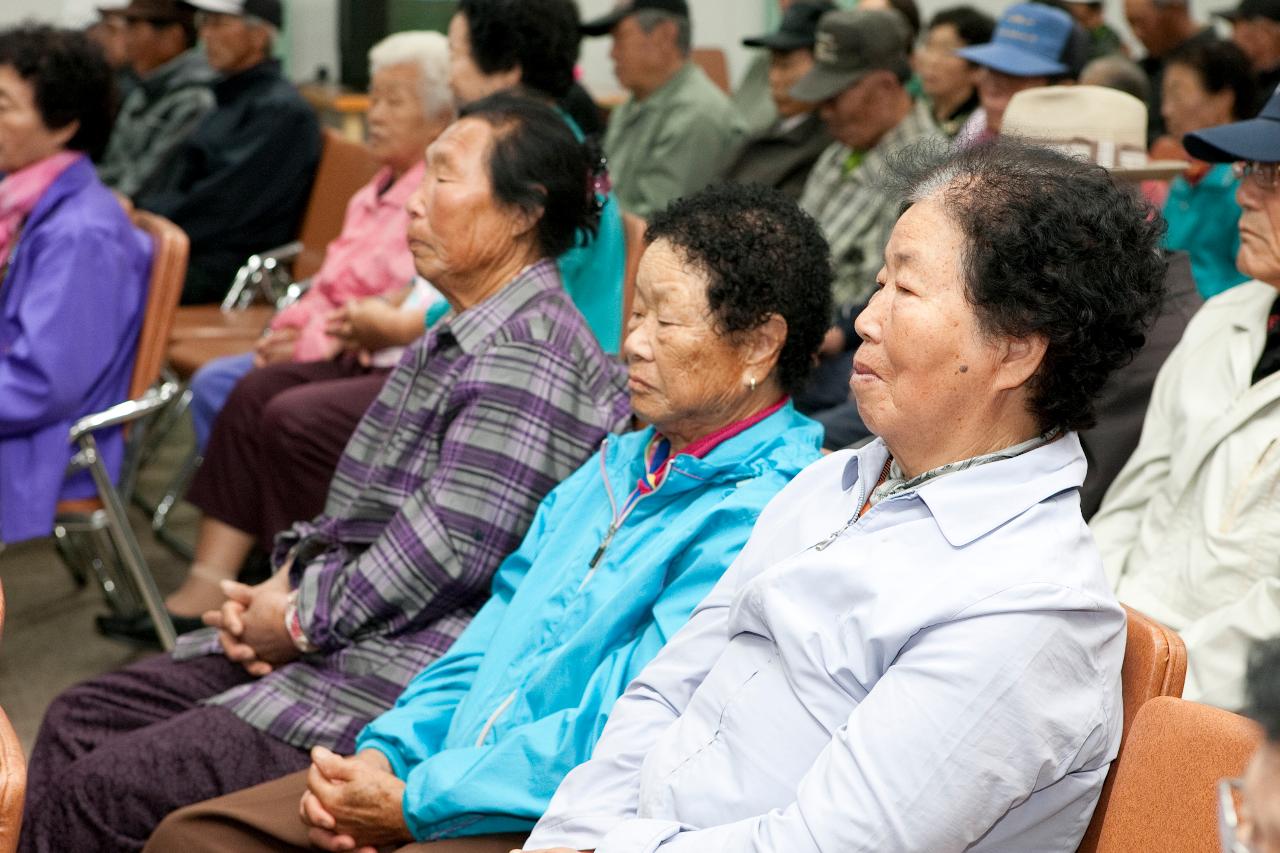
1237;744;1280;853
852;196;1021;453
447;13;513;105
125;18;181;76
1124;0;1167;56
819;74;885;148
0;65;74;174
1237;167;1280;286
769;47;816;117
914;23;980;106
977;67;1049;135
367;62;443;175
405;118;533;285
87;13;129;68
198;12;263;74
1233;17;1280;71
623;239;756;437
610;15;665;94
1162;62;1234;139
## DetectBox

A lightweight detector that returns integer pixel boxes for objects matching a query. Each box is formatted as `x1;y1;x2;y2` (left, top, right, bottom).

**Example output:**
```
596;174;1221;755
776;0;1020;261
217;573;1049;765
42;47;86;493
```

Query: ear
493;64;523;92
993;333;1048;393
506;195;544;241
741;313;789;381
49;118;80;150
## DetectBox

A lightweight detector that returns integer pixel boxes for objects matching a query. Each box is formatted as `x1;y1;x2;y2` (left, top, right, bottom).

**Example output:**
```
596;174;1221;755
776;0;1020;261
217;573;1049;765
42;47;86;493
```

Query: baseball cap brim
1184;116;1280;162
184;0;242;13
742;31;814;50
790;65;866;103
582;7;629;36
955;41;1068;77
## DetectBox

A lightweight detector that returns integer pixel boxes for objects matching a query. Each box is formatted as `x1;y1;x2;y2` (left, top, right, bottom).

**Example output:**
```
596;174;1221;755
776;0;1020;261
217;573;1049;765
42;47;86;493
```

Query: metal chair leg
77;433;177;650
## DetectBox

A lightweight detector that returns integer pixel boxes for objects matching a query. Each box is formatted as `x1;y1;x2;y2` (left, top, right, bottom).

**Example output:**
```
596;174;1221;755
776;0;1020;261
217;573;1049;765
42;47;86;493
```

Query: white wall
0;0;1231;89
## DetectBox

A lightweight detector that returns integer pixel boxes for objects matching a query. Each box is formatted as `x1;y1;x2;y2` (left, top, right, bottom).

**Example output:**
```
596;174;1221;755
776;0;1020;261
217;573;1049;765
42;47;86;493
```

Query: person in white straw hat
1002;84;1189;179
1002;84;1201;518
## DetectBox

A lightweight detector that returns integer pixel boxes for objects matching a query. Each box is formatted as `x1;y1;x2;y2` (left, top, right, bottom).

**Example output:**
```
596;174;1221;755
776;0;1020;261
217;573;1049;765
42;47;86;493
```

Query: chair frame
53;210;189;650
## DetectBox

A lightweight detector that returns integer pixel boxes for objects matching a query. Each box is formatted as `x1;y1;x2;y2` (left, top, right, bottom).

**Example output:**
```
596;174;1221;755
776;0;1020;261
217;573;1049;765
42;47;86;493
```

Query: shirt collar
369;160;425;211
432;258;561;355
841;431;1087;547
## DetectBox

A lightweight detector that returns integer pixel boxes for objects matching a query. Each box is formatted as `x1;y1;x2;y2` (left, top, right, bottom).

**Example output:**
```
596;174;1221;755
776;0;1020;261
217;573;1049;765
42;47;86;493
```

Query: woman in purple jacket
0;25;152;544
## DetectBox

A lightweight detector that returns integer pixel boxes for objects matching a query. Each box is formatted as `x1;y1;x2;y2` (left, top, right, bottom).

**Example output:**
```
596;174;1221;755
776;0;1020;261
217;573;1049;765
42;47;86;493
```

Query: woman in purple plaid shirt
20;94;631;853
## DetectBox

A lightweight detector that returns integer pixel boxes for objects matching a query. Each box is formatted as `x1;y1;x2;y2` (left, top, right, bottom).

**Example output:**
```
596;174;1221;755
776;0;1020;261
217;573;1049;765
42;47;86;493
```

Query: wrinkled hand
253;328;300;367
326;297;420;354
299;747;411;852
203;574;298;676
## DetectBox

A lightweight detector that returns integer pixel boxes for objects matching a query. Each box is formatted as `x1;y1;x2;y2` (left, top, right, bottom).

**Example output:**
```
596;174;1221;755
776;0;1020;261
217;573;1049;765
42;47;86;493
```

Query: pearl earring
748;376;756;392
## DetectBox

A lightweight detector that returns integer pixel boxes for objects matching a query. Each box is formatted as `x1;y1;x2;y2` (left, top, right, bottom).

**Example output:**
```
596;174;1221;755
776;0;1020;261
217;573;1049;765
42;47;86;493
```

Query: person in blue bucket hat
952;2;1090;143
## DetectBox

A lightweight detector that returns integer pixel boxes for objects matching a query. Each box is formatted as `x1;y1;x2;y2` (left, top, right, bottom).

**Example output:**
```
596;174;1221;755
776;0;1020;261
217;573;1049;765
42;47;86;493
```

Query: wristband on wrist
284;590;317;654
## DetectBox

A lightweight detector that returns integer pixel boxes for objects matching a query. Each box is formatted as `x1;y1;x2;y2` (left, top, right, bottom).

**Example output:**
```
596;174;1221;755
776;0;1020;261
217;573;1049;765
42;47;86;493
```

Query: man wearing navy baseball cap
788;8;941;416
953;2;1090;142
581;0;743;218
133;0;321;305
1092;89;1280;712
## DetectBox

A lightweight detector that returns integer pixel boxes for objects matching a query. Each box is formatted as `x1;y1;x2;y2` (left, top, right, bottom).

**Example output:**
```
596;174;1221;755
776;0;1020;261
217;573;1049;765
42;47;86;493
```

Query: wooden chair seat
168;304;273;342
167;337;260;382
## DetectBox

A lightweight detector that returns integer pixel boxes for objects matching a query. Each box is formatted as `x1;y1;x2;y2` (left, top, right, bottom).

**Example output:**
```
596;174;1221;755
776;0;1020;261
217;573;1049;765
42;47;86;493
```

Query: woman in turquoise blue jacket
146;185;835;853
1161;38;1256;299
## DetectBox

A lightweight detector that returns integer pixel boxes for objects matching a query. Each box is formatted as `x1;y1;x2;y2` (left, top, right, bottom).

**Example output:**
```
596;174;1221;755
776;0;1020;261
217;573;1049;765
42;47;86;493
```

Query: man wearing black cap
1092;89;1280;713
1222;0;1280;114
98;0;216;199
135;0;320;304
719;1;834;201
581;0;743;218
792;8;940;414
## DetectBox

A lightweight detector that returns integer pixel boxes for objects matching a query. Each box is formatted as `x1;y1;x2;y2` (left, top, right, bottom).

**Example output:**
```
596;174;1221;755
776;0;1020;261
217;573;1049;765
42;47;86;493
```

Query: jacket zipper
474;689;518;747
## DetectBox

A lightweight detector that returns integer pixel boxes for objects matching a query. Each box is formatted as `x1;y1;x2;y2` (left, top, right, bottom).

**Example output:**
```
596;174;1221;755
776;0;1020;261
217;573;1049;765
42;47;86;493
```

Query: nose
621;317;652;365
406;186;427;218
853;277;887;345
1238;175;1262;209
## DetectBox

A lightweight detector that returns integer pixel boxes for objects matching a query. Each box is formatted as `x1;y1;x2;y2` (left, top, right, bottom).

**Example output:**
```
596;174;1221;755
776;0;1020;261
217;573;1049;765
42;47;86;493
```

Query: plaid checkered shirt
174;258;631;751
799;100;941;311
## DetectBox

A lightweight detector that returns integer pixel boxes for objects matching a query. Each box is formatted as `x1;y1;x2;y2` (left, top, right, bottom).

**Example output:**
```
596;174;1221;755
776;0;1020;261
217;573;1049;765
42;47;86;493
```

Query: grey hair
1080;55;1152;103
634;9;691;55
368;30;455;120
242;14;277;48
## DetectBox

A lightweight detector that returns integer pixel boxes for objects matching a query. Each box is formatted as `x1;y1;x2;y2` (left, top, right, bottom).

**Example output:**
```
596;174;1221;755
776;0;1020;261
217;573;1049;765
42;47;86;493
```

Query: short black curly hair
1246;638;1280;742
459;93;600;259
0;24;114;160
645;184;833;396
457;0;580;100
885;138;1167;433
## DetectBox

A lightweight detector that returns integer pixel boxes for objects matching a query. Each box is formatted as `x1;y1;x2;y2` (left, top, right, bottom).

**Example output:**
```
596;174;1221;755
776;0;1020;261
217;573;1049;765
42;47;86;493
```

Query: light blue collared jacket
530;431;1126;853
356;402;823;841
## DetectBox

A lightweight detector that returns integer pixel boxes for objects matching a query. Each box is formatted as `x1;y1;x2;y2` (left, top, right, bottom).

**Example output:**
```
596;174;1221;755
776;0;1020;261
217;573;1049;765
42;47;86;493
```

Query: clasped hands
201;569;299;676
295;745;592;853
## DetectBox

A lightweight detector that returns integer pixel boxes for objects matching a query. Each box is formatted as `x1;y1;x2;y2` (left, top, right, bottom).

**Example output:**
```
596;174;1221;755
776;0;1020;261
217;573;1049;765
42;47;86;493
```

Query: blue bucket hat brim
955;41;1068;78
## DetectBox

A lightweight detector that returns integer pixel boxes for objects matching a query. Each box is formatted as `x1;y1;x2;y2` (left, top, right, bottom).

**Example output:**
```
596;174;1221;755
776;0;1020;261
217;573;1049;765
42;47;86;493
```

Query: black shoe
95;610;206;646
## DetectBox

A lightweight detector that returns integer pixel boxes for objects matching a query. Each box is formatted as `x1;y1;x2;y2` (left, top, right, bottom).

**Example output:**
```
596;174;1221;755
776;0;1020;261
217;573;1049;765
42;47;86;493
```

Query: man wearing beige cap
792;8;940;415
98;0;216;198
1001;85;1201;517
581;0;743;218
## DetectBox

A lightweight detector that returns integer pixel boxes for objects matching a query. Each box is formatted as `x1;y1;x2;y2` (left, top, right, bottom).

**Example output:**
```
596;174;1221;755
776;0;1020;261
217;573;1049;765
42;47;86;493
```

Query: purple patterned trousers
20;653;311;852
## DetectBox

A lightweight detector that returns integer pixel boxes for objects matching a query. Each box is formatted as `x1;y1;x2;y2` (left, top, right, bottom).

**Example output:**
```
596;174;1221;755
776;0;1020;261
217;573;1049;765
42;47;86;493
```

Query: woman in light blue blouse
523;139;1170;853
1161;38;1256;299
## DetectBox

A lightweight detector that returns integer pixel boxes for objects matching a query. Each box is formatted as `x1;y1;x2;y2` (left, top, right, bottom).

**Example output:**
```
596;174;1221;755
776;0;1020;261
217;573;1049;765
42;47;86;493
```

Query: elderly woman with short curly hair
522;138;1168;853
143;183;833;853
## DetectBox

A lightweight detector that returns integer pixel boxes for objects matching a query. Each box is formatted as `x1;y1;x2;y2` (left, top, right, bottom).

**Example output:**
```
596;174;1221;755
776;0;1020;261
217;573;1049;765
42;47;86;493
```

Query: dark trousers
185;357;391;551
20;654;311;853
147;772;526;852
